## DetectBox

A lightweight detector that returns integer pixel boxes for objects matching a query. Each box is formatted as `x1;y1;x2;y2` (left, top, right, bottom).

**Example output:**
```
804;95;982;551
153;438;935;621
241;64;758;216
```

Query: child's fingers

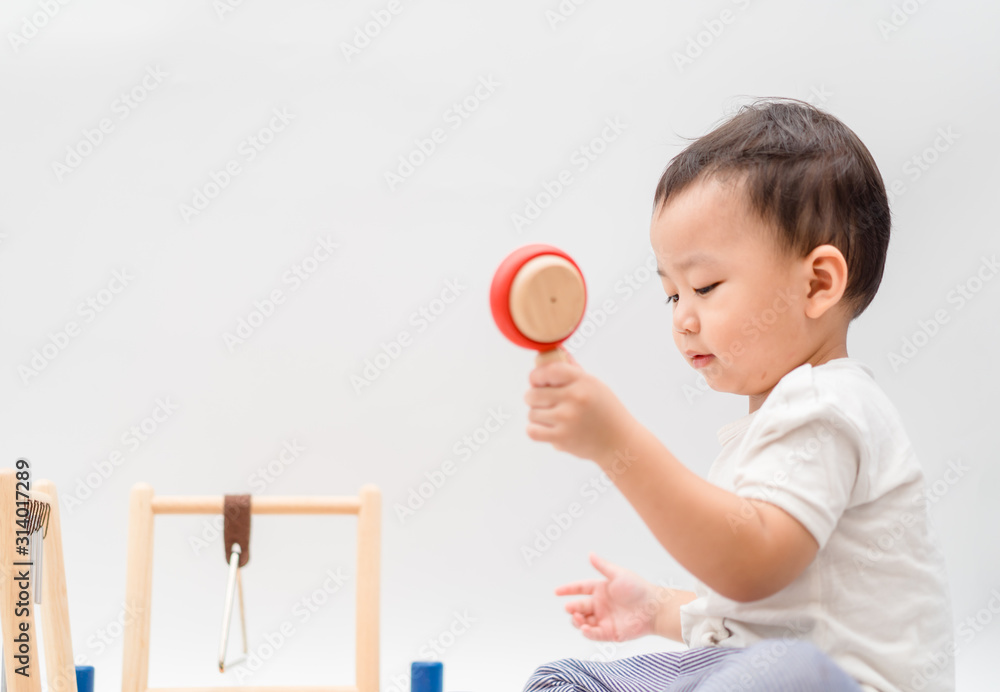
554;579;600;596
529;362;579;388
572;614;604;638
527;408;559;430
526;422;556;443
580;624;607;641
524;386;560;409
588;552;620;579
563;598;593;615
562;349;580;366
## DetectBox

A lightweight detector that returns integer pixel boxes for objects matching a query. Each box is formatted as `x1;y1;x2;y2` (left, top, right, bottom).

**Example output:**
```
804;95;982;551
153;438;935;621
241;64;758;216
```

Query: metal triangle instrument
217;543;248;672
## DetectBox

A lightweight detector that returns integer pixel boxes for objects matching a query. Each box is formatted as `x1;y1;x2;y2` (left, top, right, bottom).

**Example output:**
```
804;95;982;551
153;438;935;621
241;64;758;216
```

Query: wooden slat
151;496;361;515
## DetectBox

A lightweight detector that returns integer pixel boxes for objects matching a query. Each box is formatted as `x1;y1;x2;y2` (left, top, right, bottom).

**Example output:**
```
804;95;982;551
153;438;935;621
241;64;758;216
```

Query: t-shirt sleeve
731;391;863;551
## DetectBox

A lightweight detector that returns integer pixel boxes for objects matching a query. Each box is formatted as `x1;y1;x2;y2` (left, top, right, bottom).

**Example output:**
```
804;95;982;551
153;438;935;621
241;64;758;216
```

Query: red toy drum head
490;244;587;351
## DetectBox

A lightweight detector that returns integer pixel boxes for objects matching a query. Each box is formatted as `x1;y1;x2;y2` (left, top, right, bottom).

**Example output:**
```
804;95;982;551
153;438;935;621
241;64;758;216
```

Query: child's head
649;98;890;403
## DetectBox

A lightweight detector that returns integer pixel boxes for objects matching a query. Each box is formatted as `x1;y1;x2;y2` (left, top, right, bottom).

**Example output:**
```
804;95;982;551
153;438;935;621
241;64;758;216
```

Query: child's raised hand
554;552;661;642
525;349;634;463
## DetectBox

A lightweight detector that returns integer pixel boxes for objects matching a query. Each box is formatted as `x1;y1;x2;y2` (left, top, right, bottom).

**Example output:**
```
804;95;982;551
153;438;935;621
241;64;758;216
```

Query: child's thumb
561;347;580;366
589;551;617;578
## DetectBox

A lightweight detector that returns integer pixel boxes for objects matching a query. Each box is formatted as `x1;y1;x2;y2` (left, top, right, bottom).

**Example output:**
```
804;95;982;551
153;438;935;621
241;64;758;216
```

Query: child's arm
527;358;820;604
652;587;699;643
601;416;819;603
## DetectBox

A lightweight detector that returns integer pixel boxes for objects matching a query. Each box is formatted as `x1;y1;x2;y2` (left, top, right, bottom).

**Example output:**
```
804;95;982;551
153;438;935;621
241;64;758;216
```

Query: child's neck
747;340;849;414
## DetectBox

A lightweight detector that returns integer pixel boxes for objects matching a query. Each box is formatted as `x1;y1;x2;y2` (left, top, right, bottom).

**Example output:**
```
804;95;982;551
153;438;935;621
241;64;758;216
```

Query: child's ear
802;244;848;319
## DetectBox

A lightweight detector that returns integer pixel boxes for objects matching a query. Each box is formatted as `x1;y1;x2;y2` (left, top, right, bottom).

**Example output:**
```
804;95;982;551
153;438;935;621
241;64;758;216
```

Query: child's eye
664;283;719;306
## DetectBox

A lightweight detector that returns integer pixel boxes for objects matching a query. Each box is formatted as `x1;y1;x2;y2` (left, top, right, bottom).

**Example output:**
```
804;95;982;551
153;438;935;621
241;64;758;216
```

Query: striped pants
522;639;864;692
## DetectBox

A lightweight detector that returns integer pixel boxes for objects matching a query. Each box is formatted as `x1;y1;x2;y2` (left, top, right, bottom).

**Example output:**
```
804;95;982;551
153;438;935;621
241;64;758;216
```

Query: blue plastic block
75;665;95;692
411;661;443;692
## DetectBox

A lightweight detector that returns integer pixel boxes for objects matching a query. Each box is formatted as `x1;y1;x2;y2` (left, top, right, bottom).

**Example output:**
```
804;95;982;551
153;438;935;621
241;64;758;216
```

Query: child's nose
672;301;699;334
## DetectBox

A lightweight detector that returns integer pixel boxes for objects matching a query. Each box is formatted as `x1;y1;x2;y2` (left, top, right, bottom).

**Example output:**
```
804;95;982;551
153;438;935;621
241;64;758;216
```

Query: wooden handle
535;348;569;366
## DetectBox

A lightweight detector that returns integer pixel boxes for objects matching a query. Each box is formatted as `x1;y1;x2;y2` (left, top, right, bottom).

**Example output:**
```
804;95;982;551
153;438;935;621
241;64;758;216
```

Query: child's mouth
691;354;714;369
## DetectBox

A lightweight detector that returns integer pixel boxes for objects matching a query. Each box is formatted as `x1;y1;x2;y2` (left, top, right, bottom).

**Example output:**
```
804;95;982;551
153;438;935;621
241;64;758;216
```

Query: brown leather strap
223;494;251;567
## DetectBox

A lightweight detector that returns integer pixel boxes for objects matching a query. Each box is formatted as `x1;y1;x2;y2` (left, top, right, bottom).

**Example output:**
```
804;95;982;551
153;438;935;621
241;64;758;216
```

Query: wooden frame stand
0;468;79;692
121;484;381;692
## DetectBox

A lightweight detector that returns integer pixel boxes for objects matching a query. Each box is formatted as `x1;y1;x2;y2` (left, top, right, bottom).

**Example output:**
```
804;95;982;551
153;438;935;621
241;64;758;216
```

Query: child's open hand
555;552;661;642
524;349;633;463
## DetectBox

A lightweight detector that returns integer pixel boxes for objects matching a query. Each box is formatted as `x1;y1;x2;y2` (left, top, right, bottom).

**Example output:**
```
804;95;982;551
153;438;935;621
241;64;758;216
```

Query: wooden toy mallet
490;244;587;366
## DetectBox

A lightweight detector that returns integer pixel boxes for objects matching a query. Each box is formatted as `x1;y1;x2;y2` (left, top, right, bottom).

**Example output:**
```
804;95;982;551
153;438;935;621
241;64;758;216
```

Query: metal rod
237;566;247;657
218;544;248;672
33;530;43;605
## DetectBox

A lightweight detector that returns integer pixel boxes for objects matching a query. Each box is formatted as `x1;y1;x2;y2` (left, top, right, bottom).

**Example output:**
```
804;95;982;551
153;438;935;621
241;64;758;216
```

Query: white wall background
1;0;998;690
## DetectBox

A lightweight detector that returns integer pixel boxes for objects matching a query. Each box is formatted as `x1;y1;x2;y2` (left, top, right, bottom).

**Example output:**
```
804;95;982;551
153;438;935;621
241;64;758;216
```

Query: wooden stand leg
355;484;380;692
0;468;42;692
121;484;154;692
34;479;78;692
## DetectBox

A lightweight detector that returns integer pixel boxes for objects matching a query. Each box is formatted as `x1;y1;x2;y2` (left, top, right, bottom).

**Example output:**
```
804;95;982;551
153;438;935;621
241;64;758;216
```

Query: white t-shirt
679;357;955;692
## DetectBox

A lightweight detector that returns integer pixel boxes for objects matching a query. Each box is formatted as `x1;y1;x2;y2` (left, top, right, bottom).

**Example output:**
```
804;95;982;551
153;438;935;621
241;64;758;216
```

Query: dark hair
652;97;890;321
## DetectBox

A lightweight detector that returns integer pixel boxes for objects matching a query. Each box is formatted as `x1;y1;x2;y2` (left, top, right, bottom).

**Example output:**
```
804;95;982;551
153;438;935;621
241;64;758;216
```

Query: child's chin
698;370;734;393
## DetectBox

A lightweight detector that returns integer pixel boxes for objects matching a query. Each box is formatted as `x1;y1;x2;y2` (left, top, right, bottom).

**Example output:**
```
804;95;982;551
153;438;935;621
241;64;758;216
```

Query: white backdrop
1;0;998;690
